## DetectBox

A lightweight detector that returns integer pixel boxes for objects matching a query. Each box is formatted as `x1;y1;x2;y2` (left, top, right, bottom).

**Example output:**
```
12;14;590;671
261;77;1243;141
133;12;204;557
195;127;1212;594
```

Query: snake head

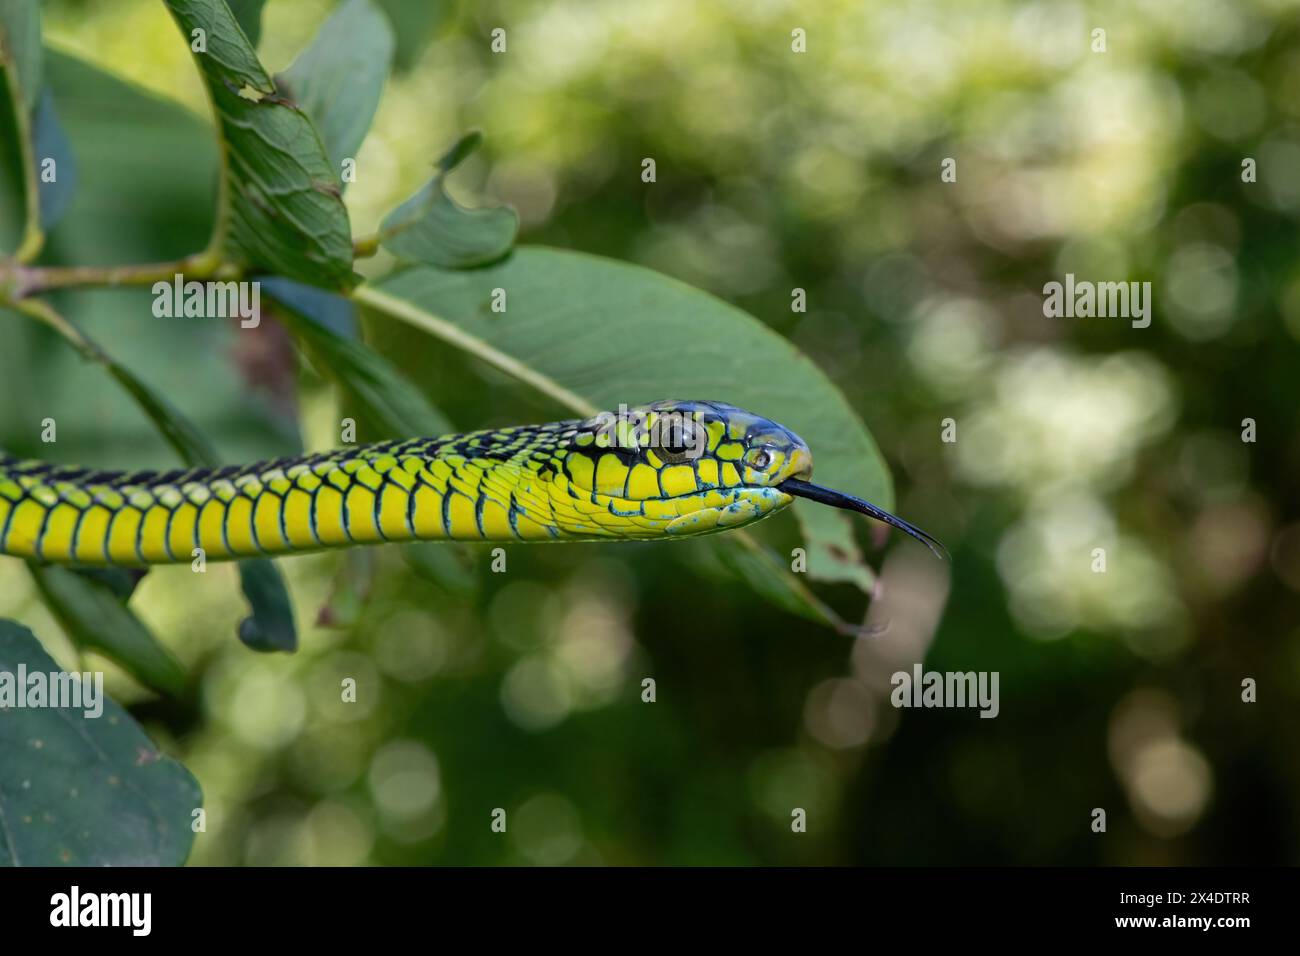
566;400;812;536
643;399;812;484
568;400;944;556
583;399;810;487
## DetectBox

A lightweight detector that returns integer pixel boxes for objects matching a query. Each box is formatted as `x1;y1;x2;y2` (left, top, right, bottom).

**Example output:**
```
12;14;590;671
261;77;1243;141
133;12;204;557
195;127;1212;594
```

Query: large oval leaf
0;620;201;866
356;247;892;602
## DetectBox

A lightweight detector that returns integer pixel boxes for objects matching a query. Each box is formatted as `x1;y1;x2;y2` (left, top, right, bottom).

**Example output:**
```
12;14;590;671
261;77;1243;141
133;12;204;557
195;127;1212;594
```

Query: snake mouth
778;478;948;559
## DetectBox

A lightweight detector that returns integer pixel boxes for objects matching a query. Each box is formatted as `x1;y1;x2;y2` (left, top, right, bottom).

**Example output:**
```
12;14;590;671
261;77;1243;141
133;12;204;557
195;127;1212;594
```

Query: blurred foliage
1;0;1298;865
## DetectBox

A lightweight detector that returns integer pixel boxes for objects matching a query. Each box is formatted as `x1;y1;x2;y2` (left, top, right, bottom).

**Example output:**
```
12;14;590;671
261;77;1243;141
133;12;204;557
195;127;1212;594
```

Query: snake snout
786;445;814;482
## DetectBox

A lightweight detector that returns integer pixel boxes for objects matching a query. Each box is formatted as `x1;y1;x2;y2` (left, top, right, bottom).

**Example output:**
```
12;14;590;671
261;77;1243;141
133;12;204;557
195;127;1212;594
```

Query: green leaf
356;247;893;631
162;0;356;289
39;50;219;268
378;131;519;269
697;536;847;628
224;0;265;47
68;566;147;603
375;0;452;72
280;0;394;179
0;619;201;866
236;559;296;652
265;277;453;438
400;541;478;598
26;564;187;697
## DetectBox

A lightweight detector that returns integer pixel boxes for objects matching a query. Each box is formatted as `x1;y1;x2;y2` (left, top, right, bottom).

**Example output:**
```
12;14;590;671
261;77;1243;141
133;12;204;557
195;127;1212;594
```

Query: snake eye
746;443;779;471
655;417;701;464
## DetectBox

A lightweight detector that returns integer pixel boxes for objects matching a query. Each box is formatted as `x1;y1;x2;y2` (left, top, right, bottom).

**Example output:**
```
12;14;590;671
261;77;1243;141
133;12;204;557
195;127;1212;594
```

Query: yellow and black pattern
0;401;814;566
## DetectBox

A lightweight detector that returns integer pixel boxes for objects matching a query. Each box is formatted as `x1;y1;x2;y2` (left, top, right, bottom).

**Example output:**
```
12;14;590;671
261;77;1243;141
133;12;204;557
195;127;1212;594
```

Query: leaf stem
351;284;598;416
0;250;229;302
352;233;381;259
12;295;102;360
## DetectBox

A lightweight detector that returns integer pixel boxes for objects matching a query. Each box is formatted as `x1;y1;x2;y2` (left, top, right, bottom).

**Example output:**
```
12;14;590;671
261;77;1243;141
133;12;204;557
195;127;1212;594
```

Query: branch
0;251;229;302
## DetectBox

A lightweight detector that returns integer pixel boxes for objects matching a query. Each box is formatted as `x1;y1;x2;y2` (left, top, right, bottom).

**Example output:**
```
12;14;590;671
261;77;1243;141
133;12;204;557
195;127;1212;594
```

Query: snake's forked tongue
778;478;949;560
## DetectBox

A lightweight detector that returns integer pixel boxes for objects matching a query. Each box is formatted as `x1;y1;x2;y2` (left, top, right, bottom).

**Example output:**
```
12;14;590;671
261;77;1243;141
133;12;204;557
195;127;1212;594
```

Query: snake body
0;401;814;566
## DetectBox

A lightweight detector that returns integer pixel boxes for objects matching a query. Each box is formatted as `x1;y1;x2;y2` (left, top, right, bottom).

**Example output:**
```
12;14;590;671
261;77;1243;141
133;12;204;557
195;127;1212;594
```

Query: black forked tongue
779;478;949;560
